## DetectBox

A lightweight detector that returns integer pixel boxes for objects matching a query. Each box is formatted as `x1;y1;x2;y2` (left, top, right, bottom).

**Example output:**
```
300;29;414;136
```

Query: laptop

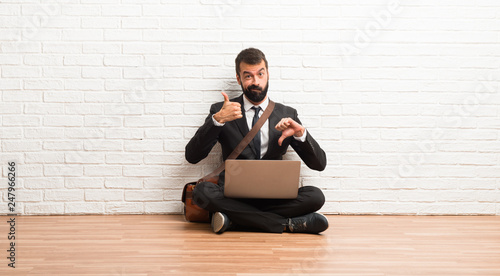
223;160;301;199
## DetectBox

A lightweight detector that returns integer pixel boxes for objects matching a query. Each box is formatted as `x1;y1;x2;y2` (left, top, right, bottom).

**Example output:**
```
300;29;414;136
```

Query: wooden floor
0;215;499;275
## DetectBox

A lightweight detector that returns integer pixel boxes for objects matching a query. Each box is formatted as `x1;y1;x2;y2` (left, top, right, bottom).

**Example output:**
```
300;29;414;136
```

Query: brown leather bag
181;181;210;222
181;100;275;223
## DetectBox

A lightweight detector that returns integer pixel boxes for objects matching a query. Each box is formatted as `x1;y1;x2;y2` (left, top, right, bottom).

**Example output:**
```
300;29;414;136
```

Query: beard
241;81;269;103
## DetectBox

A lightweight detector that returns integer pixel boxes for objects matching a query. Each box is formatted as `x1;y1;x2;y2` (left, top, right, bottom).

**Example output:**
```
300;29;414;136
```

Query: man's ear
236;73;241;85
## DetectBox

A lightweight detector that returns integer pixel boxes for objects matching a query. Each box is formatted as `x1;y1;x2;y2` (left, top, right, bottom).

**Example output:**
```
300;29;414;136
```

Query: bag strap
199;100;275;183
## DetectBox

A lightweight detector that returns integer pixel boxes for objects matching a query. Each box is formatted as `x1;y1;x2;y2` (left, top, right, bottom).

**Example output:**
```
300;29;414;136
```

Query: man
185;48;328;234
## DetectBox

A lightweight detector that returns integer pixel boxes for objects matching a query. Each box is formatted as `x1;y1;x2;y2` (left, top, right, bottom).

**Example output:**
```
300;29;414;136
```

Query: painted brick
65;202;105;214
2;66;40;77
122;18;160;29
16;190;43;202
25;153;64;164
2;141;41;152
124;140;163;152
104;55;142;67
65;177;105;189
106;153;143;164
105;202;143;214
25;203;64;215
65;152;104;164
43;141;83;151
45;190;84;201
24;178;64;189
43;116;83;127
2;115;40;127
125;190;163;201
85;190;124;201
25;103;65;115
42;43;81;54
84;165;122;177
83;43;121;54
123;166;163;177
63;105;102;116
105;178;143;189
44;165;83;177
65;128;105;139
83;139;123;151
145;202;183;214
105;129;144;140
43;91;83;103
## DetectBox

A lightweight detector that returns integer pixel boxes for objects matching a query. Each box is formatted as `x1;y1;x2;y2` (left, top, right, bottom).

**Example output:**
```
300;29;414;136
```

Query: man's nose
251;76;260;86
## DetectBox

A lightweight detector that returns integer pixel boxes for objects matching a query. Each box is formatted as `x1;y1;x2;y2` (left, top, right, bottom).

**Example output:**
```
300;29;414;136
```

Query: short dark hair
235;48;268;75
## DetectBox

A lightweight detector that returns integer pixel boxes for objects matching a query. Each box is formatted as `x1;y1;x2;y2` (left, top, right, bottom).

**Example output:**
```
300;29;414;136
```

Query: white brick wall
1;1;500;215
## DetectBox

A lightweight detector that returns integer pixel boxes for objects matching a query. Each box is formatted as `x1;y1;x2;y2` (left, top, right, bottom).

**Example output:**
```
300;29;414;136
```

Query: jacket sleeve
289;110;327;171
185;103;224;164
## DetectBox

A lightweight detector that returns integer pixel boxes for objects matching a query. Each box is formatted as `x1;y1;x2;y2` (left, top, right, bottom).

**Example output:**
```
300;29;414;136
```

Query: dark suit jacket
185;94;327;184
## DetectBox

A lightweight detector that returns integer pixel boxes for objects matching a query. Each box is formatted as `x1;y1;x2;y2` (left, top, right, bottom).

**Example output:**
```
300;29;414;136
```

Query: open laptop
224;160;301;199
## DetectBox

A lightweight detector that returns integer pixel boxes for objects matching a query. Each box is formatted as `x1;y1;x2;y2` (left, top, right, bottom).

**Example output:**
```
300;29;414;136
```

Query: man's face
236;60;269;105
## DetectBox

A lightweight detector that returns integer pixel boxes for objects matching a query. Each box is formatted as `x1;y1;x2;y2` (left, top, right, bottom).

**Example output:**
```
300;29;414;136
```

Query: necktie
251;106;262;159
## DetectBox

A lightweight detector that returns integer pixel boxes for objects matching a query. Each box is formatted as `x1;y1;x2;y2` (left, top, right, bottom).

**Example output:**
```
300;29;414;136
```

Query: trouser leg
254;186;325;218
193;181;287;233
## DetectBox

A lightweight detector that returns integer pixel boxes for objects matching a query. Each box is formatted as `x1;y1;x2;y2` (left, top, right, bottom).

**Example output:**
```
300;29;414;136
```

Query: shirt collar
243;95;269;112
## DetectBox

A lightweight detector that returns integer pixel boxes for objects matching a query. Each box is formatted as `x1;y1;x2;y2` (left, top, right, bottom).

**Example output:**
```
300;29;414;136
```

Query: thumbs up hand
275;118;305;146
213;92;243;124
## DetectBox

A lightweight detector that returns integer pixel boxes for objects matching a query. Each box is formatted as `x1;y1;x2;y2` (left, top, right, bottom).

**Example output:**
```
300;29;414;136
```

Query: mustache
248;85;262;91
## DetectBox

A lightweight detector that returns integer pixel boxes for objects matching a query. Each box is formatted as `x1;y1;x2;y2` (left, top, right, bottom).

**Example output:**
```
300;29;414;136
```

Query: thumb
221;91;230;103
278;135;286;147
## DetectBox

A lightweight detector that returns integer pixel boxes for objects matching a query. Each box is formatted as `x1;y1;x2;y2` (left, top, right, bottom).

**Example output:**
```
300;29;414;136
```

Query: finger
277;121;290;130
275;119;286;129
221;91;230;103
278;135;286;146
276;123;287;131
225;103;240;111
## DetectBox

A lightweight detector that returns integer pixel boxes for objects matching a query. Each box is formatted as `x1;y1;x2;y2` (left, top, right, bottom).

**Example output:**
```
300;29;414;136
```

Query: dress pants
192;181;325;233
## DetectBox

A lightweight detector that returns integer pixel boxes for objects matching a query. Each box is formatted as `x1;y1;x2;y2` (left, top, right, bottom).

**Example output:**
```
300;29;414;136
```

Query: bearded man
185;48;328;234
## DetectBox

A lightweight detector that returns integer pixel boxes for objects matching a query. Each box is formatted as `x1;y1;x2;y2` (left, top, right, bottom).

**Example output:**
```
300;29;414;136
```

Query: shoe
211;212;231;234
287;213;329;234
